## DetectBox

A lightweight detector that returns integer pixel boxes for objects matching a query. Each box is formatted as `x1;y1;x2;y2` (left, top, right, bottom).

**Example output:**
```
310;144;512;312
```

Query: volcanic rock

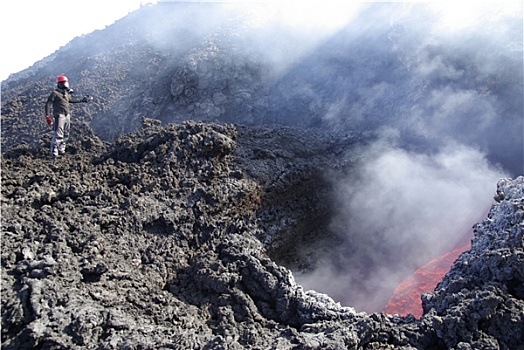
1;119;523;349
421;177;524;349
1;2;523;349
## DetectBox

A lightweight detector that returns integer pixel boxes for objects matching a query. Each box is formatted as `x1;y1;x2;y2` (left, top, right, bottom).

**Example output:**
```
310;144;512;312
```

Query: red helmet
56;75;68;83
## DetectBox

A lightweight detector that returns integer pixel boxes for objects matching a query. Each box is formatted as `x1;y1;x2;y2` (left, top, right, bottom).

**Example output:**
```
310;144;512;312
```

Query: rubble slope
2;121;523;349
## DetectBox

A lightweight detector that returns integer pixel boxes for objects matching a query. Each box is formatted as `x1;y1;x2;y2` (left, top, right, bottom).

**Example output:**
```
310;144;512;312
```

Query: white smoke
297;139;506;313
87;1;521;313
138;3;521;175
233;1;519;312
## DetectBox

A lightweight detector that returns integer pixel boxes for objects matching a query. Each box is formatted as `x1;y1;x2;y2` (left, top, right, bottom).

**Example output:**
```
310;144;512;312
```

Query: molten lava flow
383;241;471;318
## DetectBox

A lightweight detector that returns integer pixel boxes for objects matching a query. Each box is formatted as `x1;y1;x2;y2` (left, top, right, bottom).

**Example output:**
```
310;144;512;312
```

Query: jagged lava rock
422;177;524;349
1;120;523;349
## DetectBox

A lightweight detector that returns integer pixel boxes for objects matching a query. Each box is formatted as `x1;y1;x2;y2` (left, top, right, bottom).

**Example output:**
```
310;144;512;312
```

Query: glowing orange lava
383;241;471;318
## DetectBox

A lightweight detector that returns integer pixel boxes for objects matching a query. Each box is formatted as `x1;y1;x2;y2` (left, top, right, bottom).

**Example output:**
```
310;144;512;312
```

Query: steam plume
297;140;505;312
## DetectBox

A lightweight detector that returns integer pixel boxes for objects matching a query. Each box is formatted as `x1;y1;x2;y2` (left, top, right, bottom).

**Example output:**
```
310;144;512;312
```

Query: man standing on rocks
44;75;93;158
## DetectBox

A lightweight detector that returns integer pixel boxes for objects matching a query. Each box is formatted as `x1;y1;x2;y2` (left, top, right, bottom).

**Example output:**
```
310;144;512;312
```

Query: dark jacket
45;88;83;116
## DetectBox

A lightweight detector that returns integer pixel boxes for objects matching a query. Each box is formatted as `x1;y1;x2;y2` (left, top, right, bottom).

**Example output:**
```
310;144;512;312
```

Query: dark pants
50;114;70;156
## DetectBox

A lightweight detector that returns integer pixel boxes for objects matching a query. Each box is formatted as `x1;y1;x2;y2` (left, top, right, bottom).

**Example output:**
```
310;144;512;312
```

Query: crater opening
263;150;495;317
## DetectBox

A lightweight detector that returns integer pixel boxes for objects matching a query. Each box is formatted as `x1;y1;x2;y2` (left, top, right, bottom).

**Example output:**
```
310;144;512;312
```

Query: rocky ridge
2;120;523;349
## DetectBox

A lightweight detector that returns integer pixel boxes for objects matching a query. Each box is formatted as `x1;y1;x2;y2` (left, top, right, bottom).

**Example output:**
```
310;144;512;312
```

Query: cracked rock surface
2;120;523;349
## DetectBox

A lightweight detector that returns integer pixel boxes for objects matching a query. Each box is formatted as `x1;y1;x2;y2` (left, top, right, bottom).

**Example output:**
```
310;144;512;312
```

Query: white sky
0;1;521;82
0;0;360;82
0;0;157;81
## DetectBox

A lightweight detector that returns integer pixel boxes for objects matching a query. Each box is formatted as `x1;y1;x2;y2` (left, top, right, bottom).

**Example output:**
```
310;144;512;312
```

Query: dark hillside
2;2;522;174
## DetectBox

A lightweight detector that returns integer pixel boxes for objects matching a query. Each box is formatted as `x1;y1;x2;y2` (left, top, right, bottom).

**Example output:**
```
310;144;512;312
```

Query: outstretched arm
70;95;93;104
